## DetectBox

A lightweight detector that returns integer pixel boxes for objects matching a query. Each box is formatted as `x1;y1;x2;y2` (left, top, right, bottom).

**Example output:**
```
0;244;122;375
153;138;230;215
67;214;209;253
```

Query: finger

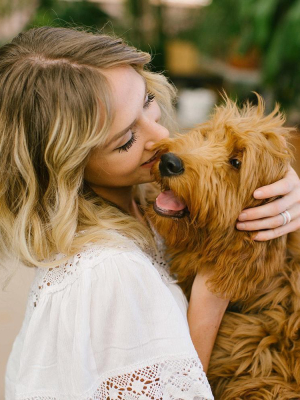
253;217;300;241
236;205;299;231
253;167;298;199
238;190;298;221
253;178;293;199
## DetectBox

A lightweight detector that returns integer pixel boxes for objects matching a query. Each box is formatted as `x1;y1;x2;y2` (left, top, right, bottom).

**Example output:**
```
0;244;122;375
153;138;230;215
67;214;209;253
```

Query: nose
144;106;170;150
159;153;184;177
145;125;169;150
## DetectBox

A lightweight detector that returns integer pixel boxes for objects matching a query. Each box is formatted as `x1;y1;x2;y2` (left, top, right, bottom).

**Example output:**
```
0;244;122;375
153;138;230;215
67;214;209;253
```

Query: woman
2;27;300;399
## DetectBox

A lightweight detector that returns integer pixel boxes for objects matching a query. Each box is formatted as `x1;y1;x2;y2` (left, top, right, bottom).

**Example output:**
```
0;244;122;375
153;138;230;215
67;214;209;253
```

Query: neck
89;184;146;225
90;185;134;214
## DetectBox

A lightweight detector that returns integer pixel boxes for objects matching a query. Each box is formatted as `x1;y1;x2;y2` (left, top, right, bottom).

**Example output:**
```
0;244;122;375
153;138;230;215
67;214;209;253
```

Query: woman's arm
236;166;300;240
187;272;229;372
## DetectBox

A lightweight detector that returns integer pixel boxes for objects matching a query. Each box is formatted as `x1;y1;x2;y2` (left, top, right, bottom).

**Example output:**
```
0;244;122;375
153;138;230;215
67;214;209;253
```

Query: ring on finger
280;210;292;226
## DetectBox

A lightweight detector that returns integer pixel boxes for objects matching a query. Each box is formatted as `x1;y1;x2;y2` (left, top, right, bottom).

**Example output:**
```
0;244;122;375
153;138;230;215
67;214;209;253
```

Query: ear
202;230;287;302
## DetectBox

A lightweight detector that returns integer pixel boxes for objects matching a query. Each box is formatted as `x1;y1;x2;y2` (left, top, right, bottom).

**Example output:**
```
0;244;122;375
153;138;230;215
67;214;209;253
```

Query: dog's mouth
154;189;189;218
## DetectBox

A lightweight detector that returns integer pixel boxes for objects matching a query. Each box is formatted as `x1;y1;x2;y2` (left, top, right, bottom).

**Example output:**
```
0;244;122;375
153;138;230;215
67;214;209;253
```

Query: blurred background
1;0;300;396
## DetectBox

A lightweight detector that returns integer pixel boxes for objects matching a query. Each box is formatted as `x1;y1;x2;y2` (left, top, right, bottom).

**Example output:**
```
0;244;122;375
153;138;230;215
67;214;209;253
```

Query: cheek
84;152;115;184
108;156;136;177
103;148;143;180
84;140;146;186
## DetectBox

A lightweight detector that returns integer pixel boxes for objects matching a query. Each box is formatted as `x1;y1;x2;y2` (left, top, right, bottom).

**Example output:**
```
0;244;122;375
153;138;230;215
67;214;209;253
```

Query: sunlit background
2;0;300;124
1;0;300;395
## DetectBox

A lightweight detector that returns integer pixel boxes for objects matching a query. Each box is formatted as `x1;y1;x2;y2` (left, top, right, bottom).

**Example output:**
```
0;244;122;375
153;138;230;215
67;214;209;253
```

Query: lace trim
146;224;178;285
29;235;176;310
16;356;214;400
29;252;83;309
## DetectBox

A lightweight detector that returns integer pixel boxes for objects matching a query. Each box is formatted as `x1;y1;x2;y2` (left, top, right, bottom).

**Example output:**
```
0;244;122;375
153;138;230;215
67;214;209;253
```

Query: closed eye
115;90;155;153
117;131;137;153
116;92;155;153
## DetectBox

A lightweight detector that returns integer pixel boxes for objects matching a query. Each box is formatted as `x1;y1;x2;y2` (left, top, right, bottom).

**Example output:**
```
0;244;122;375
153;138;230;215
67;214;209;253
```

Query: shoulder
30;239;160;306
29;239;188;343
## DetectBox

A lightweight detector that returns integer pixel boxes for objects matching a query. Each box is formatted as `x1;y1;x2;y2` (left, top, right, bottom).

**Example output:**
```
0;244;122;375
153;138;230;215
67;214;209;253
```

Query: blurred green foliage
124;0;166;72
28;0;111;31
239;0;300;109
183;0;300;109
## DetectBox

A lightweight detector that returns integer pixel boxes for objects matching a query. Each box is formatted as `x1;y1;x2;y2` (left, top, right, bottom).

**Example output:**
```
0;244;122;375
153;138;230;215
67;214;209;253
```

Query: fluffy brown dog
147;96;300;399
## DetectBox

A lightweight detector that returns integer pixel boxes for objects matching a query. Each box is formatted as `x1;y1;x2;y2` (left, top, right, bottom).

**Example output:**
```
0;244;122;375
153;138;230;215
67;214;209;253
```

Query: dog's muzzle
159;153;184;177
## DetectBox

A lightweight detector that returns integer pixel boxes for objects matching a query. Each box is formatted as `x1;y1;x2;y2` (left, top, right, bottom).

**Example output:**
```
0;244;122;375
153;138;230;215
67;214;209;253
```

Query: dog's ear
172;227;287;303
203;232;287;303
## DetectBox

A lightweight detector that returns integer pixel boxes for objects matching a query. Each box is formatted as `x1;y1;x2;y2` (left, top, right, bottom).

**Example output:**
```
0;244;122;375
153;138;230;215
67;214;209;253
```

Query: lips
141;151;159;166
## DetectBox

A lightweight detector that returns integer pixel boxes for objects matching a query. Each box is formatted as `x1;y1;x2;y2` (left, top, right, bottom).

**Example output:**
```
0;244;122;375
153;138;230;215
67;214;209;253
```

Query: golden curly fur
147;95;300;399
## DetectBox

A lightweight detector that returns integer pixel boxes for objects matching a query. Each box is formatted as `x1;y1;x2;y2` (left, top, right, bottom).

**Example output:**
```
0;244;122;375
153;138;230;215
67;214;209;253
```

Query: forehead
101;66;146;137
102;66;145;110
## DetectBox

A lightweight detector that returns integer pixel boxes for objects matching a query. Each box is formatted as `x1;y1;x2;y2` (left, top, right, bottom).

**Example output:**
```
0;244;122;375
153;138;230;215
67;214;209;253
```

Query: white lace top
5;233;214;400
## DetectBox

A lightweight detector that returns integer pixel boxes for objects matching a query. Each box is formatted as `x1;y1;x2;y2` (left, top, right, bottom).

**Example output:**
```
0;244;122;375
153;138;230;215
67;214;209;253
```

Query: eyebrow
106;77;148;148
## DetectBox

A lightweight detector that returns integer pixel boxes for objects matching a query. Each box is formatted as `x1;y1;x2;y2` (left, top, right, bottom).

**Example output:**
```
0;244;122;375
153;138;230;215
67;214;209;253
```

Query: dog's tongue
156;190;186;211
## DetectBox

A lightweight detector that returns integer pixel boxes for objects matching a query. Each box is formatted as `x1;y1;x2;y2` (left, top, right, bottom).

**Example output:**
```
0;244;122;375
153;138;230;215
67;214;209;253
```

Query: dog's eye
230;159;241;169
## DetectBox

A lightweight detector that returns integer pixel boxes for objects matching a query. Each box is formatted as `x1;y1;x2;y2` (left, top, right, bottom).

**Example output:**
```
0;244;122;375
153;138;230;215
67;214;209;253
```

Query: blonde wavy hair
0;26;177;278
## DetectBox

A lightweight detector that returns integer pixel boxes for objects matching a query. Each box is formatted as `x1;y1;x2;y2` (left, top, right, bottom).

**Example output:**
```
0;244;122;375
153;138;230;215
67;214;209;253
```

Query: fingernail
254;190;263;198
253;234;259;240
239;213;247;221
236;223;245;229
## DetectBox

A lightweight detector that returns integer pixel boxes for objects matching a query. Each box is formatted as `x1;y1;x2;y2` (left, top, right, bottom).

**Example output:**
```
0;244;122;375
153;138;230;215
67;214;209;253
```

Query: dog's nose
159;153;184;177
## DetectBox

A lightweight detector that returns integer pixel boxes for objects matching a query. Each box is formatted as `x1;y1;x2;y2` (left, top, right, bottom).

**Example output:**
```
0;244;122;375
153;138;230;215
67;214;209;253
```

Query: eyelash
144;92;155;109
117;92;155;153
118;131;137;153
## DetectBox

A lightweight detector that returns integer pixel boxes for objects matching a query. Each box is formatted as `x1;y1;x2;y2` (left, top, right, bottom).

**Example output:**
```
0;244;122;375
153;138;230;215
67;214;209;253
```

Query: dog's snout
159;153;184;177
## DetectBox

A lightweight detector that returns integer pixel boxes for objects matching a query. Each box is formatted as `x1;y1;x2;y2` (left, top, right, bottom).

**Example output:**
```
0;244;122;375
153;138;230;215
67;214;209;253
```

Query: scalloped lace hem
15;356;214;400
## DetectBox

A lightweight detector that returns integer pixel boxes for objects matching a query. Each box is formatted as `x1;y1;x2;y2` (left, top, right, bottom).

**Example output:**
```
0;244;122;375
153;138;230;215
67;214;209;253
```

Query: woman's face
84;66;170;196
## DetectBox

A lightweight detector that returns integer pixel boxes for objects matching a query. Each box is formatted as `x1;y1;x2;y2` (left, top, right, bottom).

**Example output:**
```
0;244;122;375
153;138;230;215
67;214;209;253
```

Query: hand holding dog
237;166;300;240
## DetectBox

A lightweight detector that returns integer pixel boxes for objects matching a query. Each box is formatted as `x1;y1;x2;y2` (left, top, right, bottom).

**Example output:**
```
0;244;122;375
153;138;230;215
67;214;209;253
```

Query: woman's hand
236;166;300;241
187;271;229;372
